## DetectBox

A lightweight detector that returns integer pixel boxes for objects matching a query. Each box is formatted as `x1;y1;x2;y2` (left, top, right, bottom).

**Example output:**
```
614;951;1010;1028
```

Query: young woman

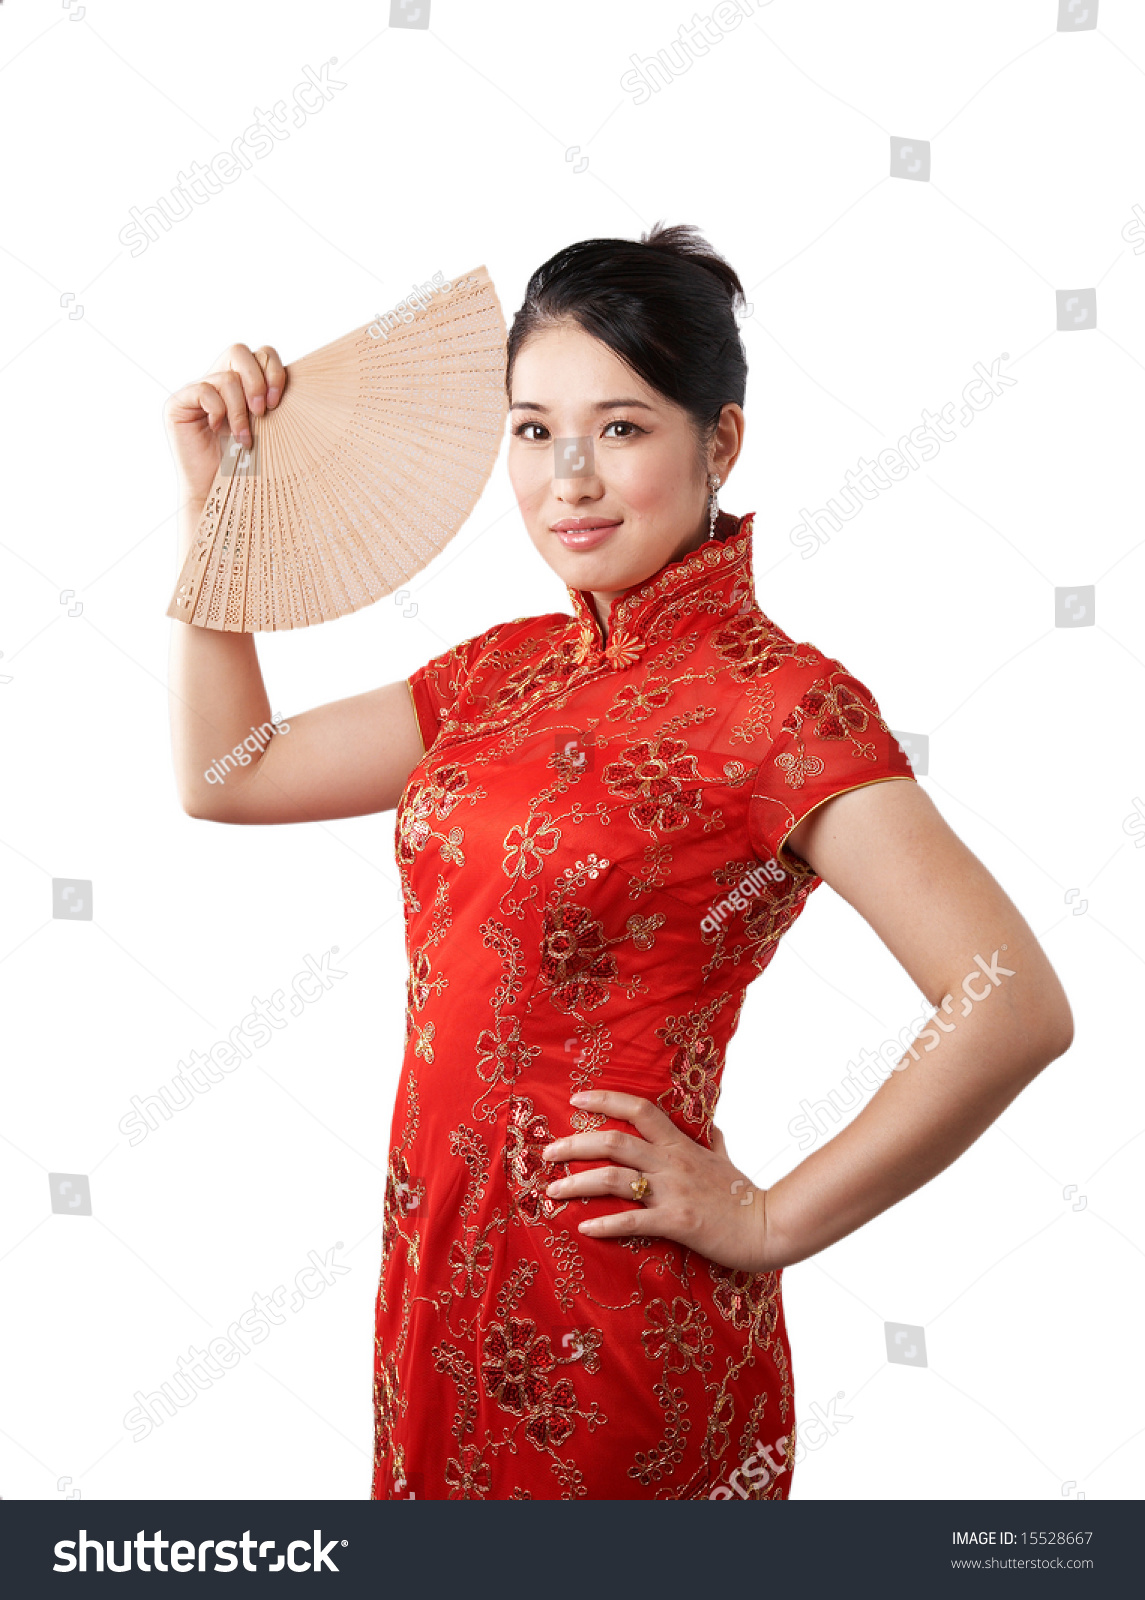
166;223;1074;1501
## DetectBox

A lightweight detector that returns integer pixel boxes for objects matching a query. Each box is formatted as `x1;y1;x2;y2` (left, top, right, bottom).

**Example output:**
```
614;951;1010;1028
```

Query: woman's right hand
164;342;287;506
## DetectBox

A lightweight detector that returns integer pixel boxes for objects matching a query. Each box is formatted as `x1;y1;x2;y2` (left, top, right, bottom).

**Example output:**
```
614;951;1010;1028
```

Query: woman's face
507;320;743;618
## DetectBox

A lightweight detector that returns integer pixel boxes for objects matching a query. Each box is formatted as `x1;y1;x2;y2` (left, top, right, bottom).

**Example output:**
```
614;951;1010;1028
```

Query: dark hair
505;221;748;470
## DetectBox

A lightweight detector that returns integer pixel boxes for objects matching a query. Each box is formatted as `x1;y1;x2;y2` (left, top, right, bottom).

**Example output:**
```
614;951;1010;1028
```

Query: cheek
507;450;550;511
613;441;695;511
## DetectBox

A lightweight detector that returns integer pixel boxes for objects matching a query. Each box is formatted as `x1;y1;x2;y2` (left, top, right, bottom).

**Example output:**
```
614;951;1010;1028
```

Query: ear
721;403;746;480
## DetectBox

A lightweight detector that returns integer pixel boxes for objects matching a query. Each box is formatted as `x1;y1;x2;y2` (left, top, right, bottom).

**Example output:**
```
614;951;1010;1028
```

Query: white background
0;0;1141;1501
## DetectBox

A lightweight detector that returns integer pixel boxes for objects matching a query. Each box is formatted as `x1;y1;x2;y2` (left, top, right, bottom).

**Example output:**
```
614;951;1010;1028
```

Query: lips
551;518;621;549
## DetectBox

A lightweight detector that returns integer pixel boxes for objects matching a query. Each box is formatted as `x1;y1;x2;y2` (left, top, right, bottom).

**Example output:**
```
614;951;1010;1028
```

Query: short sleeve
748;652;917;874
406;623;505;753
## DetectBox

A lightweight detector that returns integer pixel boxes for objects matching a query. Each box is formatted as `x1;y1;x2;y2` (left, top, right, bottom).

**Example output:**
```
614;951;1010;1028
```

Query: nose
551;434;600;497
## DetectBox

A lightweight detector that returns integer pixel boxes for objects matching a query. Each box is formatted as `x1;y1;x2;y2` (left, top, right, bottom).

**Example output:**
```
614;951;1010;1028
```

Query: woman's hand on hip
541;1089;773;1274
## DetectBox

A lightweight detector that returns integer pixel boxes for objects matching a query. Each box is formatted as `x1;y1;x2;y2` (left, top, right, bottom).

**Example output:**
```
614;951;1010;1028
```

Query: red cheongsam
371;508;916;1500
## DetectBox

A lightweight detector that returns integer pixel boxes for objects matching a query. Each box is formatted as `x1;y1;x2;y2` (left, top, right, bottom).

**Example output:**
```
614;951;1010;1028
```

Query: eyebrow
508;399;658;413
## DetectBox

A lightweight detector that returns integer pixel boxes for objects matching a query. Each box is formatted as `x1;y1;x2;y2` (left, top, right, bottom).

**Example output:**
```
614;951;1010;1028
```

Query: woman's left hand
541;1089;773;1274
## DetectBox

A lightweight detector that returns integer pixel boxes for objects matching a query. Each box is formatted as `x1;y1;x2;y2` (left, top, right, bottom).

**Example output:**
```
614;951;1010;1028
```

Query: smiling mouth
551;521;621;549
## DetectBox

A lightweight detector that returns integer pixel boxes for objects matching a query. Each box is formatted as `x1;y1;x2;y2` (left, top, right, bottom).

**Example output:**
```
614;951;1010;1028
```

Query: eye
602;419;645;439
512;421;550;442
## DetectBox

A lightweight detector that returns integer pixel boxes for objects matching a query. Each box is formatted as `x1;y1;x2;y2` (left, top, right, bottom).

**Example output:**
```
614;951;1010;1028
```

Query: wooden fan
167;264;508;630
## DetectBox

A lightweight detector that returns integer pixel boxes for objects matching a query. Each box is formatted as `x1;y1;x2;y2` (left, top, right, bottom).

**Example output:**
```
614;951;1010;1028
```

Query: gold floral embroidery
481;1317;579;1446
602;733;705;833
775;749;826;789
503;811;561;879
712;612;801;681
444;1444;492;1499
537;898;619;1015
641;1296;709;1374
709;1263;781;1350
504;1098;572;1224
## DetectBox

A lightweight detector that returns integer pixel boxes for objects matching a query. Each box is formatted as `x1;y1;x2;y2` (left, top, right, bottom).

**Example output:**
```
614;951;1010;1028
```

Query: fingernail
266;387;280;406
250;395;265;415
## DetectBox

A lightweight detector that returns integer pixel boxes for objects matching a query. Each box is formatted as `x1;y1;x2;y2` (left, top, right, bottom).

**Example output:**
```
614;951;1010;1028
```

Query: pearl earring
708;472;721;539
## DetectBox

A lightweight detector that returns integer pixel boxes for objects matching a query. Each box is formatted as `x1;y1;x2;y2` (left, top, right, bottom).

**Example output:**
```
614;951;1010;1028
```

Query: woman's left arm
757;775;1074;1269
542;777;1074;1272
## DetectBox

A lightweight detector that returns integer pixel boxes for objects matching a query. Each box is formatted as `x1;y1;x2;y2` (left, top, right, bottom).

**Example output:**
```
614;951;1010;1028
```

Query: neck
588;506;715;645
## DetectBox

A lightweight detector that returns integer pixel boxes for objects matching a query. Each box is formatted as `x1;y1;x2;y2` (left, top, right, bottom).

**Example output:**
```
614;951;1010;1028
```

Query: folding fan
167;264;509;630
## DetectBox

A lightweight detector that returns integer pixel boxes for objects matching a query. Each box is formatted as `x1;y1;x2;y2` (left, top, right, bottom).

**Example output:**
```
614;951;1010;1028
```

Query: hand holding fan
167;265;508;630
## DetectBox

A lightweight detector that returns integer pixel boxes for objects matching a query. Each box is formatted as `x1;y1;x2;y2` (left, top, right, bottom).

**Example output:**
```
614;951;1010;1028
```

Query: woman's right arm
167;342;426;825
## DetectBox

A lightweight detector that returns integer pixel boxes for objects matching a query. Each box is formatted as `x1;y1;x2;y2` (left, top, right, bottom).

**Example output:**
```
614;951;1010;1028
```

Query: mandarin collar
565;508;756;669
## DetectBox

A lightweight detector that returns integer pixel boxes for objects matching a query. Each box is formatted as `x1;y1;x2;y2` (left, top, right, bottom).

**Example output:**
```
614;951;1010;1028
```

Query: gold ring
630;1172;650;1201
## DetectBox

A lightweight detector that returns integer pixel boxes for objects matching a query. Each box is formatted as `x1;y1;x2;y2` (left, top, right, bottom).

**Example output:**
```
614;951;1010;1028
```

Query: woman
166;224;1074;1501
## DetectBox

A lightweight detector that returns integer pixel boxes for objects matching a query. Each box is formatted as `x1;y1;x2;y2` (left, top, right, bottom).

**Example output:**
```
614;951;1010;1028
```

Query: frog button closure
601;630;647;670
